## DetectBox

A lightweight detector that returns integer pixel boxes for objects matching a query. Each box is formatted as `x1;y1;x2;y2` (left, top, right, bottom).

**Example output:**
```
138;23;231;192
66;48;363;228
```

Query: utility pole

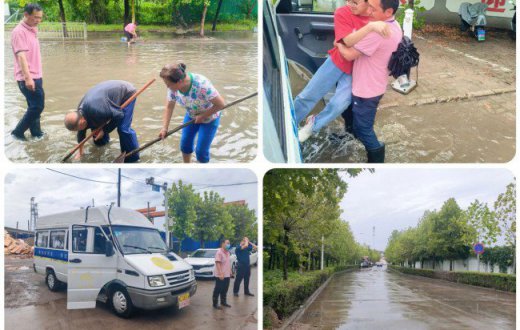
30;197;38;232
320;235;324;270
146;177;170;249
372;226;375;250
117;168;122;207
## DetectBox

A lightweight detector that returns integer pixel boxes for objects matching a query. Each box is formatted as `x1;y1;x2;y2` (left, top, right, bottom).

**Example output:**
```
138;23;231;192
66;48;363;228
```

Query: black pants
213;277;230;304
13;78;45;137
233;263;251;294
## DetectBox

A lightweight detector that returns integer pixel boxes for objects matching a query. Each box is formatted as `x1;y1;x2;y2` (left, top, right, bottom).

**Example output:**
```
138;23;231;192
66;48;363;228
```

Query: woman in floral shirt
159;63;225;163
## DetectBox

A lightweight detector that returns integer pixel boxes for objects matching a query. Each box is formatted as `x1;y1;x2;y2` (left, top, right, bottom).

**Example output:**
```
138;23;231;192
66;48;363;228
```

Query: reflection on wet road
4;32;257;163
295;268;515;330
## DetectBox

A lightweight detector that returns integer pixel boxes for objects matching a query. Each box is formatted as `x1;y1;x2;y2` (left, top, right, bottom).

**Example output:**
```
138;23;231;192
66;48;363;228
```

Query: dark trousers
13;78;45;137
212;277;230;305
352;94;383;151
233;263;251;294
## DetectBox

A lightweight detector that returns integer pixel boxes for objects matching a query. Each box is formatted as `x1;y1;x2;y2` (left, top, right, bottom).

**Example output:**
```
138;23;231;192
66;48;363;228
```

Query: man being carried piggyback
336;0;402;163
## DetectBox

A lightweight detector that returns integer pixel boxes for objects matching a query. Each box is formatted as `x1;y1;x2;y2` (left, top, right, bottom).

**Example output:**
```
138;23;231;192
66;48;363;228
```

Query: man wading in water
64;80;140;163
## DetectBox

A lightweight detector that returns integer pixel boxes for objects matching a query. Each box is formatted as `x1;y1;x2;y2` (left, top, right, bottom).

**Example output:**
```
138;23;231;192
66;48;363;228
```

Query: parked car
229;246;258;266
185;248;237;278
263;0;345;163
360;261;371;268
34;206;196;318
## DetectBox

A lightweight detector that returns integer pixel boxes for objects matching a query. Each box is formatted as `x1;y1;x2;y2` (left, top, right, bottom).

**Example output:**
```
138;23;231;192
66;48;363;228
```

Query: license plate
178;292;190;309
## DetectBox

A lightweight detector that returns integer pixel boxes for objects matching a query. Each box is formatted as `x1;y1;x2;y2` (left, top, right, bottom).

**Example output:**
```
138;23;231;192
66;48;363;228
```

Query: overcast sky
339;169;515;251
4;168;257;231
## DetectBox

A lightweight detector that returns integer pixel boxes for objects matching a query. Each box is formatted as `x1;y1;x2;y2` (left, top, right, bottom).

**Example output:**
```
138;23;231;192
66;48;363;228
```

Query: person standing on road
124;21;138;45
10;3;45;140
233;237;257;297
335;0;402;162
63;80;140;162
213;239;232;309
158;63;225;163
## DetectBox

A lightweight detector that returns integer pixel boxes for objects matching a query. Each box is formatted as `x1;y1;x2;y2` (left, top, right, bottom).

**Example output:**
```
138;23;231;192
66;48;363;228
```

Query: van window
72;226;107;254
36;231;49;248
290;0;339;13
50;230;66;249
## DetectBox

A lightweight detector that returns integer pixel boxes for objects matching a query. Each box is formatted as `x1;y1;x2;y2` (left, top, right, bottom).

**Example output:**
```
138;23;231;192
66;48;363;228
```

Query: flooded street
292;268;515;329
4;255;258;329
291;29;515;163
4;32;257;163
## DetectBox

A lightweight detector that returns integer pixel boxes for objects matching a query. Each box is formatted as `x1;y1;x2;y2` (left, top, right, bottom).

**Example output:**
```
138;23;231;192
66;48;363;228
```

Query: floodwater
293;267;515;329
4;32;258;163
290;29;516;163
4;255;257;329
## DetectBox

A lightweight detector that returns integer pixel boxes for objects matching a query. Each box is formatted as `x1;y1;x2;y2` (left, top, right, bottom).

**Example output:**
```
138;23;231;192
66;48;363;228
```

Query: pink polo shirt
125;23;136;33
11;21;42;81
352;19;402;98
214;248;231;278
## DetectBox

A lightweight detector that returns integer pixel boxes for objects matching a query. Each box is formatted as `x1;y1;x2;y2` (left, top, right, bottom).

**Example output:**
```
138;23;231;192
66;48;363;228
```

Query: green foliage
463;199;500;246
227;203;257;243
168;180;199;253
391;265;516;292
494;182;516;248
193;190;235;247
396;0;426;30
480;246;515;273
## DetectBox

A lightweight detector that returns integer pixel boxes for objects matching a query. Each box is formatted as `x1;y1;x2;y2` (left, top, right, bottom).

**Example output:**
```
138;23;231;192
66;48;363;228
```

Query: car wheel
110;287;134;318
46;270;61;292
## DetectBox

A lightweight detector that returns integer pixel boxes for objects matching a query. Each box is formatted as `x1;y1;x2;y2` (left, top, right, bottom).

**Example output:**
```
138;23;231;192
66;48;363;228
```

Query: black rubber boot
367;143;385;163
11;115;32;140
341;103;354;134
29;118;44;138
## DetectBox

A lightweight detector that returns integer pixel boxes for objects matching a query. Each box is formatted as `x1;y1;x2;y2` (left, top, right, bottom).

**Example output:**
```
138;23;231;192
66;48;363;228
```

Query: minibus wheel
110;286;134;318
46;270;61;292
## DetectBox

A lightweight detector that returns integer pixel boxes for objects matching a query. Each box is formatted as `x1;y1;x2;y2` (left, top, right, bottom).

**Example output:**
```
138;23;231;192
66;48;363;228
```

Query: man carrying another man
233;237;257;297
10;3;45;140
63;80;140;162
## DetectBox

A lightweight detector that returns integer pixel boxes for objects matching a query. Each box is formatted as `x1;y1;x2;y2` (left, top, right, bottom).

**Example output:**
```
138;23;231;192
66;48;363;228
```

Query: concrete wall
411;257;514;274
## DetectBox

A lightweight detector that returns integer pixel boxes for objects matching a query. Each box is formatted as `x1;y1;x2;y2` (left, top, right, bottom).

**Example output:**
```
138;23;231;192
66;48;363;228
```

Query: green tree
464;199;500;246
194;190;235;248
227;203;257;243
167;180;199;253
494;182;516;272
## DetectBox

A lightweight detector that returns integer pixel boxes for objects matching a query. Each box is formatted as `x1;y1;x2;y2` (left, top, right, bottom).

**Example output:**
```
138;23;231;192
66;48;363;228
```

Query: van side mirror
105;240;114;257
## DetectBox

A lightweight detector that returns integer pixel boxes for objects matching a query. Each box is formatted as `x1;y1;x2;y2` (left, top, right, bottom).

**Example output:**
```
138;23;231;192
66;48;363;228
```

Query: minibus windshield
192;250;217;258
111;226;168;254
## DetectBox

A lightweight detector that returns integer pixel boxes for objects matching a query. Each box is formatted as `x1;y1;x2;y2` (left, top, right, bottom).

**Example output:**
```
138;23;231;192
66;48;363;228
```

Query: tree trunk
58;0;68;37
283;230;289;280
124;0;130;26
307;250;311;271
200;3;208;37
408;0;414;8
212;0;224;32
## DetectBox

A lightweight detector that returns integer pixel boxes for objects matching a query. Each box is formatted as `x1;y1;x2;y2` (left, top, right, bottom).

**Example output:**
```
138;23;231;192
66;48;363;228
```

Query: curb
379;86;516;110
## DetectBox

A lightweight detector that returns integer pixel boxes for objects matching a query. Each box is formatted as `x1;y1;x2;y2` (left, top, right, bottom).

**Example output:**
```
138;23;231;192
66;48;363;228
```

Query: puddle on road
4;32;258;163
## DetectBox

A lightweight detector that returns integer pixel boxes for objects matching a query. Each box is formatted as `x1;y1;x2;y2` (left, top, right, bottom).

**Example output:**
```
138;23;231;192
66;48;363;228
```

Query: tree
168;180;199;253
227;203;257;243
199;0;210;37
194;190;234;247
494;182;516;272
464;199;500;246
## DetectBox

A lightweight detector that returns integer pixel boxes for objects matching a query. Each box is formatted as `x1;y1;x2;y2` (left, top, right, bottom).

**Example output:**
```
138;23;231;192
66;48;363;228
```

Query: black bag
387;36;420;79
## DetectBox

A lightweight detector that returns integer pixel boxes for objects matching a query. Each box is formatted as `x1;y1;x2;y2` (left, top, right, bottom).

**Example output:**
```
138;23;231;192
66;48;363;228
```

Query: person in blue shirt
233;236;257;297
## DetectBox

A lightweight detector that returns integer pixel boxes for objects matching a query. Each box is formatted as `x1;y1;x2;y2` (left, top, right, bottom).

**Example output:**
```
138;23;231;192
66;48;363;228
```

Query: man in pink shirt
336;0;402;163
124;22;138;46
212;239;232;309
10;3;45;140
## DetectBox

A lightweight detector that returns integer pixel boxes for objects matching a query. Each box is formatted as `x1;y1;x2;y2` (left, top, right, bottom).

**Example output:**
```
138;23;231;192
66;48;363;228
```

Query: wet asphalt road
292;267;515;330
4;255;257;330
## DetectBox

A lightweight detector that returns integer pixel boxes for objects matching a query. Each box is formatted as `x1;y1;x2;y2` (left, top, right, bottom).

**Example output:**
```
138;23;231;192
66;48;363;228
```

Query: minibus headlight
148;275;166;287
190;269;194;278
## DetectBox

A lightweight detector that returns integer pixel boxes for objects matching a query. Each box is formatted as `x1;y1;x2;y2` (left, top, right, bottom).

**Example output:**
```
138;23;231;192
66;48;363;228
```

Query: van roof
36;206;155;230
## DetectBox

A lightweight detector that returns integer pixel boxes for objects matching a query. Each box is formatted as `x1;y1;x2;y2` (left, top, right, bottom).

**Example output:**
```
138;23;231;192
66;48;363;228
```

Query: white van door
67;225;118;309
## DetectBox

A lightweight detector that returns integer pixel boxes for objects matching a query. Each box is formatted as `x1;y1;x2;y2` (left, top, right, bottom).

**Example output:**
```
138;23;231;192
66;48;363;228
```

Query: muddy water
295;268;515;329
4;32;257;163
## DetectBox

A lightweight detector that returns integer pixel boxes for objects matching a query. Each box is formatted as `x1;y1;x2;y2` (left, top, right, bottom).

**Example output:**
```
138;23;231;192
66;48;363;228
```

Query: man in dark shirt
64;80;140;162
233;237;257;297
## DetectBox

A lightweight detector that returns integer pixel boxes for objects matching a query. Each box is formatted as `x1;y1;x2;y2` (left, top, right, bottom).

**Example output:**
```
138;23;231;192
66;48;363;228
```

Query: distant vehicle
360;261;371;268
376;262;383;267
230;246;259;266
34;206;196;318
185;248;237;278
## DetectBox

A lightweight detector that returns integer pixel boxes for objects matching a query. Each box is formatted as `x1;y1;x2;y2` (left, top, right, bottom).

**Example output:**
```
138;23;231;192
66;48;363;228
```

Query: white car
230;246;258;266
184;249;237;278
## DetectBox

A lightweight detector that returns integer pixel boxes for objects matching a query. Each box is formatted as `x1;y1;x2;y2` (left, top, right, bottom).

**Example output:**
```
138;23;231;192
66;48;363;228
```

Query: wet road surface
291;267;515;330
4;255;257;330
4;32;257;163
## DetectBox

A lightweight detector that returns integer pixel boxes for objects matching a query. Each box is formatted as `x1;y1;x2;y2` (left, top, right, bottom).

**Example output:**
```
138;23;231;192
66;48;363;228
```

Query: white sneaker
298;115;315;143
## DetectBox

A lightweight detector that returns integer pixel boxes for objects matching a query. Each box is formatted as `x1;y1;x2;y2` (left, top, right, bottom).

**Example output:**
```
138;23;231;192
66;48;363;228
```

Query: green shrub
396;0;427;30
390;265;515;292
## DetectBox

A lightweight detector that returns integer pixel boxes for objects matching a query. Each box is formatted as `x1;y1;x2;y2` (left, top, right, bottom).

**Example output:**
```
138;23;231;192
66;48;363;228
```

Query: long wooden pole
61;78;156;162
113;92;258;163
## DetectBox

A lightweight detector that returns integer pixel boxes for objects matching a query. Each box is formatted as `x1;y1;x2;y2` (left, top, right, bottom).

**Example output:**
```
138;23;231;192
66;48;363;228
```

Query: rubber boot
367;143;385;163
11;115;32;140
29;118;44;138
